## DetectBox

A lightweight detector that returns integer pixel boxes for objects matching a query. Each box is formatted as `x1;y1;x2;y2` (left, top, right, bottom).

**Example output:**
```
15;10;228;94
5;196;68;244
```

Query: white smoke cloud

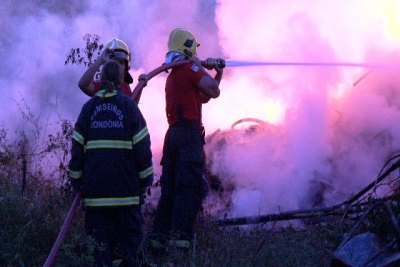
2;0;400;219
204;0;400;218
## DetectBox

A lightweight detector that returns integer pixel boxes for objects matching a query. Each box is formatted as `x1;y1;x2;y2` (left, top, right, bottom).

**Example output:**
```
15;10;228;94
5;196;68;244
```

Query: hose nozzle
201;58;226;69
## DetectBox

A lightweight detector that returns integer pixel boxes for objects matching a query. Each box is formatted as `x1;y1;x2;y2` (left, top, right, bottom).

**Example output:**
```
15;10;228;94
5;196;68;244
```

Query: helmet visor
110;51;129;61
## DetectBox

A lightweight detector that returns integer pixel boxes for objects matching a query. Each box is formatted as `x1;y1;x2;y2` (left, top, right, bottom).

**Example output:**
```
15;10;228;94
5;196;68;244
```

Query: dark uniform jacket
68;89;153;207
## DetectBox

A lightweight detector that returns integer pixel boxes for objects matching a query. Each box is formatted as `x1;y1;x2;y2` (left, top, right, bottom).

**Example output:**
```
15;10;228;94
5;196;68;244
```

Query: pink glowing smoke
204;0;400;217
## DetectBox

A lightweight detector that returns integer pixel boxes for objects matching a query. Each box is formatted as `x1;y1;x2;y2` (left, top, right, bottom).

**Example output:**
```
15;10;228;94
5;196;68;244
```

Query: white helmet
104;37;133;84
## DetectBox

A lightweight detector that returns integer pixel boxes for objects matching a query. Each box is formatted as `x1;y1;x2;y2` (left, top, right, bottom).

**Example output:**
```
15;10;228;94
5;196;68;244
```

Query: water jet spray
131;58;400;103
224;59;400;69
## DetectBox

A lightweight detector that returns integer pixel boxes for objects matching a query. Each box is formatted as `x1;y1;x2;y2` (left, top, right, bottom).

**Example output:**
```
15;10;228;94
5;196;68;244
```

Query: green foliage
145;219;343;267
45;119;74;192
0;127;20;183
0;119;92;266
57;234;98;267
65;34;103;67
359;198;400;243
0;175;86;266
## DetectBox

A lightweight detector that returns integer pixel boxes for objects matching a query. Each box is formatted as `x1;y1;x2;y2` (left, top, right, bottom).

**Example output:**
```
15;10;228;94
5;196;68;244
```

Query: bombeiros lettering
91;103;124;121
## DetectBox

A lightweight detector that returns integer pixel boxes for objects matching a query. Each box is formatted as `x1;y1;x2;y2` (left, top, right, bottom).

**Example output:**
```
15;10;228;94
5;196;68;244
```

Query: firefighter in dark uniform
149;28;223;250
68;60;153;266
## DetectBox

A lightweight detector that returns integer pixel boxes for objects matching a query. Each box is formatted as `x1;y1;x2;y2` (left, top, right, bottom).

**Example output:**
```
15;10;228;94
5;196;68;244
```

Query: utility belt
170;119;205;143
170;119;202;129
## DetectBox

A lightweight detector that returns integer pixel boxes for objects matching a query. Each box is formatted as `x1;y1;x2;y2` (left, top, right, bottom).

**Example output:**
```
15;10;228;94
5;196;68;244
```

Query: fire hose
43;193;81;267
131;58;225;103
44;58;225;266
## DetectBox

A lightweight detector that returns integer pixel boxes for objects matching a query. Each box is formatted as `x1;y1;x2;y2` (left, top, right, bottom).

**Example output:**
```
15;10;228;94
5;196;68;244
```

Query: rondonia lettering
90;120;123;129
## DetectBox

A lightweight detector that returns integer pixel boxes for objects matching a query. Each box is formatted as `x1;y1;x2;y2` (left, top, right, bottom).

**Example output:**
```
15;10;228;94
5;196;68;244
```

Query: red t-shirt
165;63;203;125
93;81;132;97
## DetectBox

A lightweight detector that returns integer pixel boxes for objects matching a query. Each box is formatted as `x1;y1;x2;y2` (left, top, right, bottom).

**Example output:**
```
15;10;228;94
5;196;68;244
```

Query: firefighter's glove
204;58;216;70
138;74;148;87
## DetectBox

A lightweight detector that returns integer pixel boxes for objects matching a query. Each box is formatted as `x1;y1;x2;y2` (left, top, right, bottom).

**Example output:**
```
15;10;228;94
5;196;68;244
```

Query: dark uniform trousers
152;121;208;243
85;206;144;266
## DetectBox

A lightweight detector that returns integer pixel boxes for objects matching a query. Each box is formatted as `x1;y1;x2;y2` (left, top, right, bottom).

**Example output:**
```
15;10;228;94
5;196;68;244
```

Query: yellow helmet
104;37;133;84
167;28;200;58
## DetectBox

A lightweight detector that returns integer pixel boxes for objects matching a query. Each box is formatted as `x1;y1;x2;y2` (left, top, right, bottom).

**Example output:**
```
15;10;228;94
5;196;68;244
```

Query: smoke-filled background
2;0;400;219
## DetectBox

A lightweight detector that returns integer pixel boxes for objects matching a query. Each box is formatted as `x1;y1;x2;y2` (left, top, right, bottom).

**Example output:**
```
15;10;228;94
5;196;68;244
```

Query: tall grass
0;109;352;266
0;174;343;266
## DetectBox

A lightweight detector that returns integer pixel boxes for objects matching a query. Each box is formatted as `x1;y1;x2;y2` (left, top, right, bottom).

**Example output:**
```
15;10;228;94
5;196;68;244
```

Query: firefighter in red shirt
78;37;134;97
149;28;223;250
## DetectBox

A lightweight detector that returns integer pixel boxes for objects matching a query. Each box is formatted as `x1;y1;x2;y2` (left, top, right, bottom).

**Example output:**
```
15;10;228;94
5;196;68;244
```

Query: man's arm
68;108;87;193
191;57;223;100
131;106;154;189
78;49;110;96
